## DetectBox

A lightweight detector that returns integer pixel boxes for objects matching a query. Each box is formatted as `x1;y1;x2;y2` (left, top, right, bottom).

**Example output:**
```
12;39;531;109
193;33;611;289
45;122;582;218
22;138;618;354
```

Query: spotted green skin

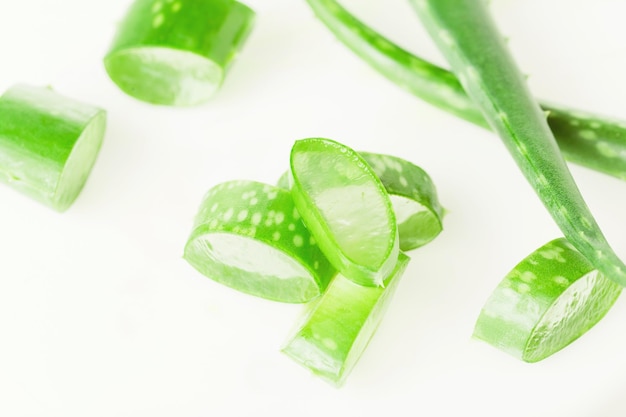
410;0;626;286
290;138;399;287
105;0;254;105
184;180;336;303
278;151;444;251
283;252;410;386
474;238;621;362
0;84;106;211
306;0;626;181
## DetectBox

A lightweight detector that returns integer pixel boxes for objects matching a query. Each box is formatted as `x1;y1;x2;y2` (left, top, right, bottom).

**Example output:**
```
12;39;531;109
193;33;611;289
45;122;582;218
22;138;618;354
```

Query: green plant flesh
183;180;336;303
0;84;106;212
305;0;626;181
409;0;626;287
104;0;255;106
289;138;399;287
283;252;410;386
360;152;443;250
474;238;621;362
278;151;444;251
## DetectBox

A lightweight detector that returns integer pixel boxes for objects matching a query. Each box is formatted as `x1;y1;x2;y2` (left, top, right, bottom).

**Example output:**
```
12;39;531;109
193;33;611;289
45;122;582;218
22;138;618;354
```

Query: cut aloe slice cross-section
184;180;336;303
104;0;255;106
289;138;399;287
0;84;106;212
282;252;410;386
278;151;444;252
473;238;622;362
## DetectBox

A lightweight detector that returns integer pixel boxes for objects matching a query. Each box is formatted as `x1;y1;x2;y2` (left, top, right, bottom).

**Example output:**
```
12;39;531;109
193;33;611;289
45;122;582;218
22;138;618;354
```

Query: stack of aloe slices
184;137;444;385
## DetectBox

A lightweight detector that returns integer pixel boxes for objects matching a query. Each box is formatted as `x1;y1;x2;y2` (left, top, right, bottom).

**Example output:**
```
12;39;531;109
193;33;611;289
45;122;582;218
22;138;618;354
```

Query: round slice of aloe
0;84;106;212
104;0;255;106
184;180;336;303
278;151;444;252
473;238;622;362
289;138;399;287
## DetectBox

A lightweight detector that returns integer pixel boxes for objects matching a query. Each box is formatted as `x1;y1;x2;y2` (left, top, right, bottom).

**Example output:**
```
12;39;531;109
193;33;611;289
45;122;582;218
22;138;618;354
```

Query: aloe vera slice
305;0;626;181
184;180;336;303
474;238;621;362
104;0;255;106
410;0;626;287
289;138;399;287
360;152;443;251
278;151;444;251
0;84;106;212
282;252;410;386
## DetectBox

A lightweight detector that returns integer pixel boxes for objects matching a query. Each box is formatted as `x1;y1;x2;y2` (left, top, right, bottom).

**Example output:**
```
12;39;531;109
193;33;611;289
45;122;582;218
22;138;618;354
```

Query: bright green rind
305;0;626;181
0;84;106;212
289;138;399;287
305;0;484;126
282;252;410;386
184;180;335;303
104;0;255;105
473;238;622;362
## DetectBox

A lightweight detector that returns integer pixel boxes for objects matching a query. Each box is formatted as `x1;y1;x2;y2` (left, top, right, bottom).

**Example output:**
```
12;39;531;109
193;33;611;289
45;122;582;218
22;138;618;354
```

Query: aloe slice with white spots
0;84;106;212
474;238;621;362
282;252;410;386
305;0;626;181
184;180;336;303
104;0;254;106
410;0;626;286
278;151;444;251
289;138;399;287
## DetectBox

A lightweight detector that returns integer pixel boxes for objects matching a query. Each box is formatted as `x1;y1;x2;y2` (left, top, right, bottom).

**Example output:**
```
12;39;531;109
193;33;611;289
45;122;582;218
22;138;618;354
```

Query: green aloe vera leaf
289;138;399;287
183;180;336;303
410;0;626;286
0;84;106;212
104;0;255;106
282;252;410;386
474;238;621;362
305;0;626;181
278;151;444;251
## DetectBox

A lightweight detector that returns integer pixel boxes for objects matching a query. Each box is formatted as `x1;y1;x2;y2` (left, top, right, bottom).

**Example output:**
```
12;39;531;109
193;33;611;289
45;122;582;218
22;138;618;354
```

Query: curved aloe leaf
409;0;626;286
305;0;626;181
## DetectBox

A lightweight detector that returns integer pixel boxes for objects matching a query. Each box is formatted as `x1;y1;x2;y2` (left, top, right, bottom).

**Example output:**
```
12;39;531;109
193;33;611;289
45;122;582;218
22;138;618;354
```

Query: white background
2;0;626;415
